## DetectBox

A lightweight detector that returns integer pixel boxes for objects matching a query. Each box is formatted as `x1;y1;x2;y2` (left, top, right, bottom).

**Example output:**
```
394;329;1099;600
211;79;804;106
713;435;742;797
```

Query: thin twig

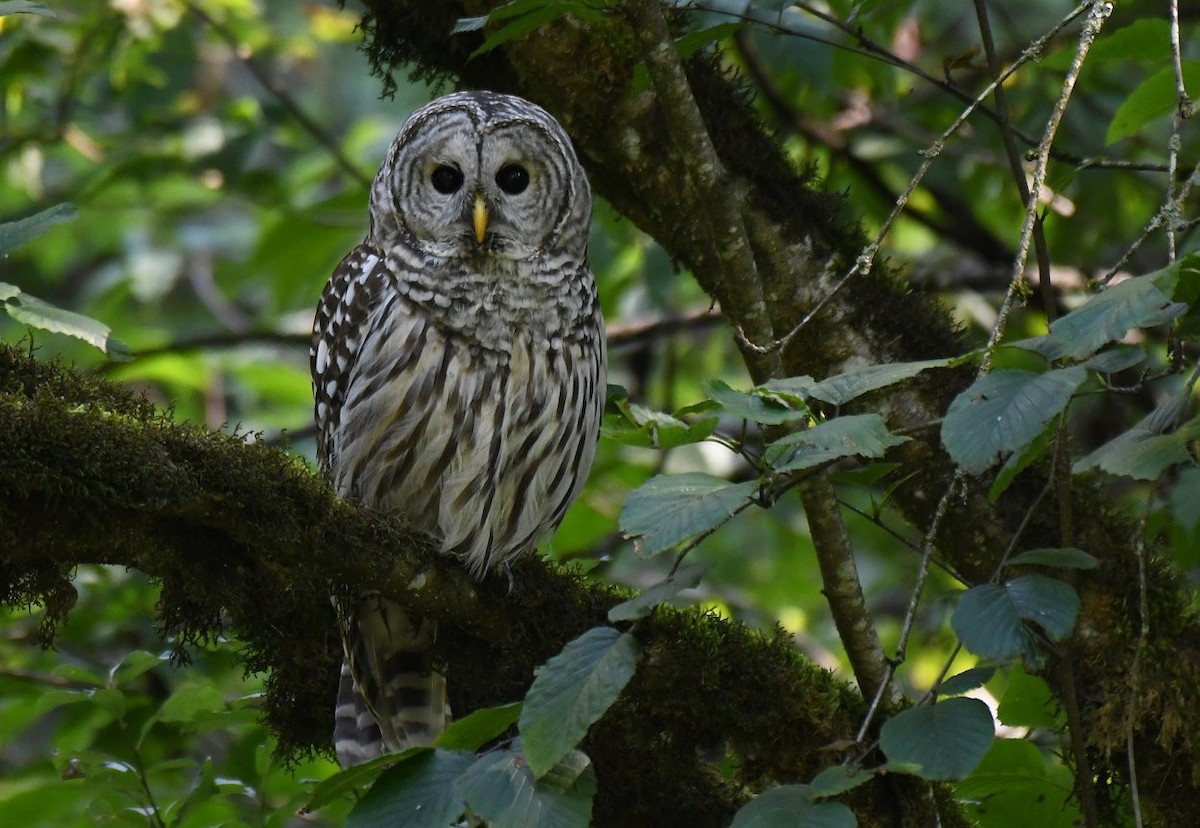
980;1;1111;373
855;473;961;743
1125;489;1155;828
972;0;1055;321
1166;0;1194;261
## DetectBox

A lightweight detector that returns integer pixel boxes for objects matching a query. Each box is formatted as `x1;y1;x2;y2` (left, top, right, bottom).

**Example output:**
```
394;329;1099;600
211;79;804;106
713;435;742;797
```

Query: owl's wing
311;243;390;473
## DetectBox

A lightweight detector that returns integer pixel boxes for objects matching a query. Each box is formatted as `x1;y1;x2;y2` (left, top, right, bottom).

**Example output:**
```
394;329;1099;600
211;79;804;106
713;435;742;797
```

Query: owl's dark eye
430;165;464;194
496;164;529;195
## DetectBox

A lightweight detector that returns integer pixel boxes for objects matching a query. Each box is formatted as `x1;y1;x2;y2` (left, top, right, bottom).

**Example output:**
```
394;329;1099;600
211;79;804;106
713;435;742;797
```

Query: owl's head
369;91;592;264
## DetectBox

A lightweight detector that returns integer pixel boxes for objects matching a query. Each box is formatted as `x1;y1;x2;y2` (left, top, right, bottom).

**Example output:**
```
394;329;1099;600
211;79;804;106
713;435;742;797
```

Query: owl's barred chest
331;283;602;573
387;250;596;354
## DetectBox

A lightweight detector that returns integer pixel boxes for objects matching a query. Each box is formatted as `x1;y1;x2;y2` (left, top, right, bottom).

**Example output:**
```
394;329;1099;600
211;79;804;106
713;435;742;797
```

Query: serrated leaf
520;627;638;778
1046;268;1186;359
347;749;476;828
730;784;856;828
607;564;706;622
620;473;759;556
807;357;955;406
1073;411;1200;480
808;764;876;797
936;666;996;696
1007;547;1098;570
767;413;907;473
996;665;1060;729
1107;60;1200;144
436;703;522;752
706;379;809;424
879;698;995;781
952;575;1080;664
942;367;1086;474
0;1;53;15
459;746;595;828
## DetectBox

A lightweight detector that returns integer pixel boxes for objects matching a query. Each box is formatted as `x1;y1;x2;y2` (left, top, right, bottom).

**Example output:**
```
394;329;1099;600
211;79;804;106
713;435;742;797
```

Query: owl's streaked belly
330;297;603;577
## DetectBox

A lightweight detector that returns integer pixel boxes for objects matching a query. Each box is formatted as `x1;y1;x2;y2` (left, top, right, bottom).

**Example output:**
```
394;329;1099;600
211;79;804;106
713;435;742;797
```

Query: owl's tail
334;595;449;767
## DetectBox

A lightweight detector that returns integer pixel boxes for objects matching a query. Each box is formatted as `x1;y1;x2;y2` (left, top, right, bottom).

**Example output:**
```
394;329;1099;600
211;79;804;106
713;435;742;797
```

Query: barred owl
311;91;606;767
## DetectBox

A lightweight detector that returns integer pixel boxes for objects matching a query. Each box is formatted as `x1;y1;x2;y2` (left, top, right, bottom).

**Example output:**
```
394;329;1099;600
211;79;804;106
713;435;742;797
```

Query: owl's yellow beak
473;193;488;245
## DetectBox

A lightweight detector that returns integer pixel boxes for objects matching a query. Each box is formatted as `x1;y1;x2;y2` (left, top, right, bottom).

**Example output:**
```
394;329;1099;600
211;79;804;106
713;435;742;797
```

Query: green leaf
33;688;95;716
706;379;809;424
1074;410;1200;480
520;627;639;778
1170;467;1200;535
730;784;856;828
1045;267;1186;359
607;564;706;622
987;422;1054;502
879;698;995;781
464;1;603;59
2;284;130;359
1006;547;1098;570
602;399;718;448
1107;60;1200;144
347;749;476;828
936;666;997;696
620;472;760;555
459;746;595;828
952;575;1080;664
108;649;166;688
756;375;816;405
996;665;1060;729
1081;344;1146;375
767;413;908;474
0;1;52;17
806;357;955;406
942;367;1086;474
436;702;522;752
808;763;876;797
0;203;78;253
305;752;420;811
156;681;226;724
141;680;227;742
957;739;1077;827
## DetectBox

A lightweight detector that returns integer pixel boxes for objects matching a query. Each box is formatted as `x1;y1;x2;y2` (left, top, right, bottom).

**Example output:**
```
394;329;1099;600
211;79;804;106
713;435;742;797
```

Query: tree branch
0;344;961;826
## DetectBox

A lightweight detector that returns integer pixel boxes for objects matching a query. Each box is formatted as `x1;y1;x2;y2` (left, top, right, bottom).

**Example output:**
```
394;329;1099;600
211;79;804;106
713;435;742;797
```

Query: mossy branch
0;344;967;826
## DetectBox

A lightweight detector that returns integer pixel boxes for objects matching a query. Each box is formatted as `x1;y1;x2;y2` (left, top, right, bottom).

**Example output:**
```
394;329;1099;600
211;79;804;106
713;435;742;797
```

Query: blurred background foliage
1;0;1196;825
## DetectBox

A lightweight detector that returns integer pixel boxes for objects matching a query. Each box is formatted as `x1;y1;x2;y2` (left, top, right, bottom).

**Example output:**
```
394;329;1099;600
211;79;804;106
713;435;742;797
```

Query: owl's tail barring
334;595;449;767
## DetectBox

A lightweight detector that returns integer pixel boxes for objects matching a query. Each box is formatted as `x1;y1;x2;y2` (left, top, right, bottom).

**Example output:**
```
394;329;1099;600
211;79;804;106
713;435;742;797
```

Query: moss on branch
0;344;971;825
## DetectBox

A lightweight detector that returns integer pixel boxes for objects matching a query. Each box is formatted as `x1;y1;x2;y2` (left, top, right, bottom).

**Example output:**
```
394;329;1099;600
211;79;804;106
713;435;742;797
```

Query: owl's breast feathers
314;241;605;575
